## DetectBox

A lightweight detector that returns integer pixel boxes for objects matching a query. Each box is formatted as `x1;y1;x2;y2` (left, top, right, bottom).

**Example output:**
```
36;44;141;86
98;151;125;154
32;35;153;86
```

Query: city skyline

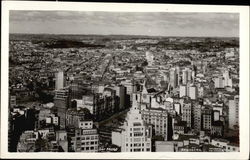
9;11;239;37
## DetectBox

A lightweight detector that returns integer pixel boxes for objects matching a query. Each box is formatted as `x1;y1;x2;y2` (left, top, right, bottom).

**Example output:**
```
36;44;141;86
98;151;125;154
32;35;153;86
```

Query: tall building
228;95;239;129
170;68;177;88
223;69;233;88
179;85;187;98
55;71;64;90
201;107;213;131
181;101;192;128
193;104;202;133
71;120;99;152
119;85;127;111
113;98;152;152
54;89;69;129
189;85;198;100
141;107;168;140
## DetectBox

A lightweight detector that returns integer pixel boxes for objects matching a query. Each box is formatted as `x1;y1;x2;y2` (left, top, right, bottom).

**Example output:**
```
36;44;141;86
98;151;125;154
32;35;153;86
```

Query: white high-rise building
223;69;233;88
170;68;177;88
55;71;64;90
182;68;188;85
179;85;187;98
189;86;198;100
228;95;239;129
112;96;152;152
182;68;192;85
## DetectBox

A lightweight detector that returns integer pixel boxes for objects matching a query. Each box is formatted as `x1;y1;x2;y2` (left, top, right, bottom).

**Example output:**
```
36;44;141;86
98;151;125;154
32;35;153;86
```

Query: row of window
80;146;98;151
81;141;98;145
128;148;150;152
76;135;98;140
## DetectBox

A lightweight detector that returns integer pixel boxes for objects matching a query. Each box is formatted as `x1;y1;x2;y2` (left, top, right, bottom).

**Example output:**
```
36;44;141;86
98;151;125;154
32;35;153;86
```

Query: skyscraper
170;68;177;88
182;68;188;85
119;85;127;111
179;85;187;98
228;95;239;129
54;89;69;129
193;104;202;133
181;101;192;128
113;96;152;152
55;71;64;90
189;85;198;100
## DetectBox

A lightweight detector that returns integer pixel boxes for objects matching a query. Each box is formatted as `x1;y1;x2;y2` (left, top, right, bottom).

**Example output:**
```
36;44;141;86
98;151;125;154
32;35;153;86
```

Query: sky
9;11;239;37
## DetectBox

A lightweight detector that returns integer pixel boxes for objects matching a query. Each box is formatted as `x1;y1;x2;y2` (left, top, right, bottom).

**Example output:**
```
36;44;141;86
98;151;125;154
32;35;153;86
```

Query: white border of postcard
1;1;249;159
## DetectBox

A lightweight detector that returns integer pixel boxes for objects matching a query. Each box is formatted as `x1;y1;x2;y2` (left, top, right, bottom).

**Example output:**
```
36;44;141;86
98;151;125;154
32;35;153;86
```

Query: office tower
189;85;198;100
170;68;177;88
55;71;64;90
176;66;180;86
114;98;152;152
141;107;168;140
187;69;192;82
181;101;192;128
119;85;127;111
193;104;202;133
228;95;239;129
201;107;213;131
179;85;187;98
54;89;69;129
69;83;82;99
71;120;99;152
182;68;188;85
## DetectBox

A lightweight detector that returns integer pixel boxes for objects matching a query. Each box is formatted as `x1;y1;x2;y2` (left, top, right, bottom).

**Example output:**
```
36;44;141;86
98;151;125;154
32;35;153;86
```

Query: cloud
9;11;239;37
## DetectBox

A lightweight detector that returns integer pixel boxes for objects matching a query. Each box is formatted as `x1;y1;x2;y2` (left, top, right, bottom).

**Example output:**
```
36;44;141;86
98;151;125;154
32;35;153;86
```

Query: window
146;148;150;151
90;147;94;150
82;142;85;145
86;147;89;150
134;148;141;152
91;142;94;145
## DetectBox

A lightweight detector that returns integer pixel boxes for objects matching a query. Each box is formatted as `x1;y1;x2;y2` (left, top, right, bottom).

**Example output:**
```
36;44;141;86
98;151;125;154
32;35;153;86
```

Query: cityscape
8;11;239;152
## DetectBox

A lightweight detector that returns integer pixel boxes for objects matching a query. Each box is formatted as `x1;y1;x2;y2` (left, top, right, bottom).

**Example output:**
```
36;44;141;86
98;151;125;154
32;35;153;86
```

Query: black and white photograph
1;1;249;159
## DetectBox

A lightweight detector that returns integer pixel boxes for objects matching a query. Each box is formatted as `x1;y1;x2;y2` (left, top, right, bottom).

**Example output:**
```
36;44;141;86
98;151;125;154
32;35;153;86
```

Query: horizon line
9;32;239;39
